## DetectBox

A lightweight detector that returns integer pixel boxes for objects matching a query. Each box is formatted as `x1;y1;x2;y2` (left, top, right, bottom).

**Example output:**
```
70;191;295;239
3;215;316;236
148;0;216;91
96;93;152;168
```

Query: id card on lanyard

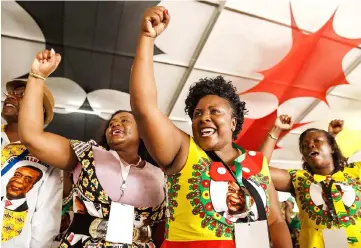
105;202;134;243
323;229;348;248
319;179;348;248
235;220;269;248
105;160;134;244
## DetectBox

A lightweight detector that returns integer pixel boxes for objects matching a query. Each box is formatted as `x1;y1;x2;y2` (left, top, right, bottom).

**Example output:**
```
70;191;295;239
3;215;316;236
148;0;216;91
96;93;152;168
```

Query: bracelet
268;132;278;140
29;72;46;81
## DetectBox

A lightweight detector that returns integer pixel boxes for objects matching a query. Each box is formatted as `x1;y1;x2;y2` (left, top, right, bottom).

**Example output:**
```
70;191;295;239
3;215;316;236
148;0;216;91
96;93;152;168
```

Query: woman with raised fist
261;118;361;248
129;6;292;248
18;49;166;248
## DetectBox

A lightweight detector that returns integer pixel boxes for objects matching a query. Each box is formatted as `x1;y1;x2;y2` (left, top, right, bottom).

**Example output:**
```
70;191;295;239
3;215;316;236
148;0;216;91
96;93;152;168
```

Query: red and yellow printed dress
288;162;361;248
162;138;271;248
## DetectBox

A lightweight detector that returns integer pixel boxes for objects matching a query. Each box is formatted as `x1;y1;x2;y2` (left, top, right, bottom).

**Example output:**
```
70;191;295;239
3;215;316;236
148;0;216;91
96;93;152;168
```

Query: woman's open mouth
112;129;125;136
200;128;216;137
309;151;320;158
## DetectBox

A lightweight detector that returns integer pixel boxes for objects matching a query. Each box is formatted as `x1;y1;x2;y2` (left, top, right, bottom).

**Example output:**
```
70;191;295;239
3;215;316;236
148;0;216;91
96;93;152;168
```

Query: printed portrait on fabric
1;159;46;242
1;160;45;210
73;189;104;218
53;207;74;242
65;190;108;246
209;162;266;223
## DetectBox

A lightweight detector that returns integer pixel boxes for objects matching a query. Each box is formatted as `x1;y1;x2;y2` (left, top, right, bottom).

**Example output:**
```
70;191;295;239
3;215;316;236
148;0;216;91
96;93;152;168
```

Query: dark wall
45;112;107;142
17;1;162;141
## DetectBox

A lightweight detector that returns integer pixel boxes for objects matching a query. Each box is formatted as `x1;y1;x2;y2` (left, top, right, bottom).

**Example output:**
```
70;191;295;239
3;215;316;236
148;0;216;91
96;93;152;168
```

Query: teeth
309;151;319;156
5;103;16;108
112;130;123;135
200;128;216;137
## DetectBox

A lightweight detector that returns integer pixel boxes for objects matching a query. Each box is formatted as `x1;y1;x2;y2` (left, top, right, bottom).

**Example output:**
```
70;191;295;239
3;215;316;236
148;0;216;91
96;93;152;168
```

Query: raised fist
274;114;293;131
31;49;61;78
328;119;344;136
141;6;170;38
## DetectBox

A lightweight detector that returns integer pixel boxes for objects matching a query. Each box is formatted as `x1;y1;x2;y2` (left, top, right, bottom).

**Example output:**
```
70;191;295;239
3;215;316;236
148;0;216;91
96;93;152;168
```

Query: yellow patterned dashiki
164;138;271;247
288;162;361;248
1;209;27;242
1;133;27;167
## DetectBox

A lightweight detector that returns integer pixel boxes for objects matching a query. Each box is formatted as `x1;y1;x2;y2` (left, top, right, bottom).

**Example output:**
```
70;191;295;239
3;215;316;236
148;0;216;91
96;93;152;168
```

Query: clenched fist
141;6;170;38
274;115;294;131
31;49;61;79
328;119;344;136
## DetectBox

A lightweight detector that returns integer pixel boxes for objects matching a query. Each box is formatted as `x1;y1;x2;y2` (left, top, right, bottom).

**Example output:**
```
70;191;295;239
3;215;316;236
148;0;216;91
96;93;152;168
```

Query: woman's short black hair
98;110;158;166
299;128;347;173
184;76;247;140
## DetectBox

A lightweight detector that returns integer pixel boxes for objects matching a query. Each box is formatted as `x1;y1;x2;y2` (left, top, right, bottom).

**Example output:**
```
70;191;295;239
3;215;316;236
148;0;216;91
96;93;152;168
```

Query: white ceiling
155;0;361;169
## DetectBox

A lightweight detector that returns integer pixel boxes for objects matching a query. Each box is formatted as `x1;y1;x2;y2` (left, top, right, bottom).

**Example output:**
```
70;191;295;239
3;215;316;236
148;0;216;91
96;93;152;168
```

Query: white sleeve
30;167;63;248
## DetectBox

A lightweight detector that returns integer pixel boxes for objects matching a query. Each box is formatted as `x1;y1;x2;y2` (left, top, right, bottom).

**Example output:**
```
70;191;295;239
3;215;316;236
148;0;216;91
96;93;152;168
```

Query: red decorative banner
242;7;361;105
237;6;361;151
236;111;308;150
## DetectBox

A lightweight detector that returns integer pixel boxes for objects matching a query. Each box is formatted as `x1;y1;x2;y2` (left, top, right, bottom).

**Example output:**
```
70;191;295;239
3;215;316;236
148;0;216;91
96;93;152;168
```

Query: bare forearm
269;166;293;192
269;220;292;248
259;125;282;163
19;76;45;144
268;183;292;247
18;49;78;170
130;36;158;114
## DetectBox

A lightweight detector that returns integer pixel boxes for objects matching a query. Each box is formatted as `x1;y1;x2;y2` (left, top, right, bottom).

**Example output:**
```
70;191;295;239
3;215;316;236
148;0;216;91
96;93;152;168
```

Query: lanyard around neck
320;180;337;221
205;147;267;221
120;161;131;189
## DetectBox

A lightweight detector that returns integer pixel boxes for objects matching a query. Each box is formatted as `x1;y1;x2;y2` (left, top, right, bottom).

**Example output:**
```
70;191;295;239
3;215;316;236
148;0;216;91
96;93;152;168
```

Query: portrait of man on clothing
2;165;44;212
209;161;266;223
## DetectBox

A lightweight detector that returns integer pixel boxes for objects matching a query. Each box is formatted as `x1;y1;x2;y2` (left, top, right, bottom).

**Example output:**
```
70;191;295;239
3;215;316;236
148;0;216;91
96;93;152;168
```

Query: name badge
105;202;134;244
323;228;348;248
235;220;269;248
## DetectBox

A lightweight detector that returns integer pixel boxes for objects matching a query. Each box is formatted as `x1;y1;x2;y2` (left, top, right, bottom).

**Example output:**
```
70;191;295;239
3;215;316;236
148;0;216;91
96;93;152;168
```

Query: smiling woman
185;76;246;140
129;6;292;248
185;77;246;151
17;49;166;248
